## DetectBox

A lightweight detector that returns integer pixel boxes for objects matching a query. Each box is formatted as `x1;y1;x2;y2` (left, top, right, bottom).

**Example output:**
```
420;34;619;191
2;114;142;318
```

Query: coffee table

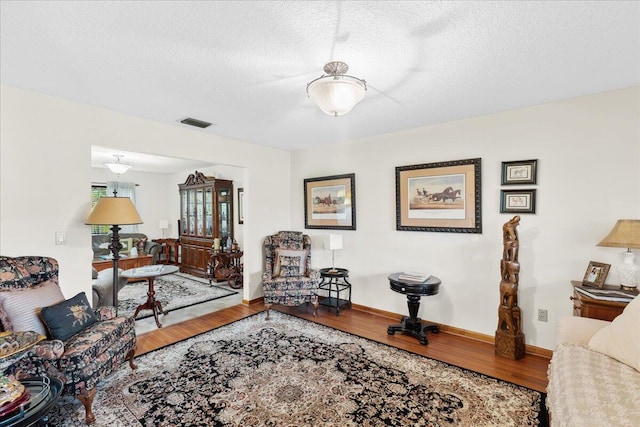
121;265;179;328
0;376;63;427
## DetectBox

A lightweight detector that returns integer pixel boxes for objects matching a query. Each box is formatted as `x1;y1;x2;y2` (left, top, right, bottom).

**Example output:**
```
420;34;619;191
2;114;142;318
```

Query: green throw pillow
40;292;97;341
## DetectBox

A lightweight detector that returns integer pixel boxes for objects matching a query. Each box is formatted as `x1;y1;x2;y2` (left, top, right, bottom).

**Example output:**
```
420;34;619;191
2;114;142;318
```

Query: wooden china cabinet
178;171;233;277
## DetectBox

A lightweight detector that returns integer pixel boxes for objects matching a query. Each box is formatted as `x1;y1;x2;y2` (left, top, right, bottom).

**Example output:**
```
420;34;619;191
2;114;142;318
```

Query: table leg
133;277;167;328
387;295;439;345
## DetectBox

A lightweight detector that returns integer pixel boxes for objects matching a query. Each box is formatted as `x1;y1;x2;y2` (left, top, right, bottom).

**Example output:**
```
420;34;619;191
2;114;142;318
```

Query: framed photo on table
395;158;482;233
582;261;610;288
304;173;356;230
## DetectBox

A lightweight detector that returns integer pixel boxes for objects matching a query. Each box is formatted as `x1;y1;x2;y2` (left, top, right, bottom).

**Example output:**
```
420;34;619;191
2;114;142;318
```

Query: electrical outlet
537;309;548;322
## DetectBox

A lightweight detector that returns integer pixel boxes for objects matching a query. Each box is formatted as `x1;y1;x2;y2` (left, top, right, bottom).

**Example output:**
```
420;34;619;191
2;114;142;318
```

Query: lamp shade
85;197;143;225
597;220;640;249
325;234;343;251
307;76;366;116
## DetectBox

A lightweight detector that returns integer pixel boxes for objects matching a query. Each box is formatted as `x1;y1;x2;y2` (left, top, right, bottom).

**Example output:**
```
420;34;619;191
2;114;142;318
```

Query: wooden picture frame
396;158;482;233
501;159;538;185
119;237;133;255
582;261;610;288
304;173;356;230
238;188;244;225
500;189;536;214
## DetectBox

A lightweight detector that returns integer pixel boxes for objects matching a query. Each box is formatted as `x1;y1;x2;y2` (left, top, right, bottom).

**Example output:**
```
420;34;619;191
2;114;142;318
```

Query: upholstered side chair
0;256;137;425
262;231;320;320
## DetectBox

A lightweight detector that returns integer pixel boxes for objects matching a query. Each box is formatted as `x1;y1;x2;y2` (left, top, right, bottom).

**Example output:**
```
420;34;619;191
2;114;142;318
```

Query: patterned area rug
118;273;237;320
49;311;548;426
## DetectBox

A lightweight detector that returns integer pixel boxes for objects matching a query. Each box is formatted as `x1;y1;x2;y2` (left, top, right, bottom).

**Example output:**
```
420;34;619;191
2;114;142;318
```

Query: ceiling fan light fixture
307;61;367;117
104;154;132;175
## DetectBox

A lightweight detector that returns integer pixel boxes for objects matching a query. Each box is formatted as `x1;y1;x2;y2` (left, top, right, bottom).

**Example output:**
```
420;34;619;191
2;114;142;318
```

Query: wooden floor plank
136;302;550;393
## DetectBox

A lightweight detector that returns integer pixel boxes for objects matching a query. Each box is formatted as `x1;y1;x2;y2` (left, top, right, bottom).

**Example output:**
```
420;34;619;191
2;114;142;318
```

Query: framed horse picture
396;158;482;233
304;173;356;230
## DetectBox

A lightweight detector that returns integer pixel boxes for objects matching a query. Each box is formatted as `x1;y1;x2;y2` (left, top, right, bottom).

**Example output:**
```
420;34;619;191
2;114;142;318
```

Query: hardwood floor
136;302;550;393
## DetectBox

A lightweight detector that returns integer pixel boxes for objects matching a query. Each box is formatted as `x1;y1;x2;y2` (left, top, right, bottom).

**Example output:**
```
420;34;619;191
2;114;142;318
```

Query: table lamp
324;234;343;273
86;196;143;313
597;219;640;290
158;219;169;238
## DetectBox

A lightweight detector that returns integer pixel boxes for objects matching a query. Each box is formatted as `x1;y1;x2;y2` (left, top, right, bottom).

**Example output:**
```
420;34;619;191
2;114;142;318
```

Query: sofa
547;295;640;426
0;256;137;424
92;232;161;264
92;267;129;308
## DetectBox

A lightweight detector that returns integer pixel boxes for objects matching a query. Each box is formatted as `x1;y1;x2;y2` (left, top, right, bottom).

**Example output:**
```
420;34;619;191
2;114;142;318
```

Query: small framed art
500;189;536;214
304;173;356;230
119;238;133;254
582;261;610;288
501;159;538;185
238;188;244;225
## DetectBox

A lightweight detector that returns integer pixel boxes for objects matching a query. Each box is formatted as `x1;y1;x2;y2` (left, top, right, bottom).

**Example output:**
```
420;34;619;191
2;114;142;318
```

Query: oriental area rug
49;311;548;426
117;273;237;320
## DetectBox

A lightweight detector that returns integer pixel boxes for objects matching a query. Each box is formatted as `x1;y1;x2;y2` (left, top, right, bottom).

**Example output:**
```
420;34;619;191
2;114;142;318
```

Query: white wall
2;84;638;350
0;84;291;303
292;87;640;350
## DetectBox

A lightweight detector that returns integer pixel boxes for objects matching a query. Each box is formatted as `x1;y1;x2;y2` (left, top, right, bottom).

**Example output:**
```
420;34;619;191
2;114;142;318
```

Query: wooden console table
92;255;152;282
152;238;180;265
570;281;636;321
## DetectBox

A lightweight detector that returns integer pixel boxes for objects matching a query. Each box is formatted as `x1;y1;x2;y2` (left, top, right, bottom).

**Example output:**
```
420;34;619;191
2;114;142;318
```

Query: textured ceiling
1;1;639;153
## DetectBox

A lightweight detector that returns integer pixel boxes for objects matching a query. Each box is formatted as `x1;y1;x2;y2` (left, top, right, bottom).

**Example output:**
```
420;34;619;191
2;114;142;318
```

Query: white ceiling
2;1;639;159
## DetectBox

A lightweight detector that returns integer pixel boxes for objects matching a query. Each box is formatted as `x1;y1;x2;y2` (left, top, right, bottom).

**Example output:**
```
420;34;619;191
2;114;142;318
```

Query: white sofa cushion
588;294;640;371
556;316;610;346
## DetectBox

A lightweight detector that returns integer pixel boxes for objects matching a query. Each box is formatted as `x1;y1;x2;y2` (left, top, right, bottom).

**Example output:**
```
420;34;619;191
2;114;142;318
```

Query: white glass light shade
307;76;366;117
104;162;132;174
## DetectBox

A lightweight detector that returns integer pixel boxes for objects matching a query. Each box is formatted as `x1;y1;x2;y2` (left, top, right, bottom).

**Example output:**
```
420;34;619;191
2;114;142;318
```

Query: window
90;185;109;234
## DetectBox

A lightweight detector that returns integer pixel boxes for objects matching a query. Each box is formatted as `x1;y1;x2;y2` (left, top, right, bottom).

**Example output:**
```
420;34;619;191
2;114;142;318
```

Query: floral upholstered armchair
262;231;320;320
0;256;137;425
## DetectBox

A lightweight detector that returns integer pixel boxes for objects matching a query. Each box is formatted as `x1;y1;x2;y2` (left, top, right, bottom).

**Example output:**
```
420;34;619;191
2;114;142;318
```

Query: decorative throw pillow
273;249;307;278
135;237;147;255
588;294;640;372
0;331;45;358
0;280;65;335
40;292;97;341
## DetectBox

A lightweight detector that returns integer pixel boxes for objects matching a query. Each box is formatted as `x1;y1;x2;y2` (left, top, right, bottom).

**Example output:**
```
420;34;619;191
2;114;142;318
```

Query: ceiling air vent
180;117;213;129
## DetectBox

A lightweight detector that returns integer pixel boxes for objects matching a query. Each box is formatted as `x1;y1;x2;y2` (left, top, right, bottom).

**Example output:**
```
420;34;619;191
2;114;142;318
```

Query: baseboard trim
240;299;551;358
350;303;552;359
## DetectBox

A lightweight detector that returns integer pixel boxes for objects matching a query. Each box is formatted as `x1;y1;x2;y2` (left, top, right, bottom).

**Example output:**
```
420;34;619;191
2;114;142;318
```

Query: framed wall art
500;189;536;214
582;261;610;288
501;159;538;185
304;173;356;230
238;188;244;225
395;158;482;233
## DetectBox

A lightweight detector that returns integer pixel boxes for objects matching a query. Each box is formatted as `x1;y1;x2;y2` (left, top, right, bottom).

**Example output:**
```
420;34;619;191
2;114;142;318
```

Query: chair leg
127;348;138;370
77;388;97;425
312;301;318;317
265;304;272;320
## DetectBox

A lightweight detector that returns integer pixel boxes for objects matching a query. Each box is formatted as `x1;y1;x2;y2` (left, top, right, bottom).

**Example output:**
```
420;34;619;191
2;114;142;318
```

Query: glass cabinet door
204;187;213;237
180;190;188;235
196;189;204;236
188;189;196;235
218;188;231;240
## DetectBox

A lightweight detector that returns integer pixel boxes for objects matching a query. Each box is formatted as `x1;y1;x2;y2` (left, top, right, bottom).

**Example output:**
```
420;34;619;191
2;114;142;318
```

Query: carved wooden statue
495;215;525;360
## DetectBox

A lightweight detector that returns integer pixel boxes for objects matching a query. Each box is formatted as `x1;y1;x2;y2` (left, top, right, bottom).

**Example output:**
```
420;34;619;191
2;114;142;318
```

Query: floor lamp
86;196;143;313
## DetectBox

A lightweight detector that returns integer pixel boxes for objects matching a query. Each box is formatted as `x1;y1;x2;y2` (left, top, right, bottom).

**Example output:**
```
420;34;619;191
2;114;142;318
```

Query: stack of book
398;272;430;283
574;285;638;302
